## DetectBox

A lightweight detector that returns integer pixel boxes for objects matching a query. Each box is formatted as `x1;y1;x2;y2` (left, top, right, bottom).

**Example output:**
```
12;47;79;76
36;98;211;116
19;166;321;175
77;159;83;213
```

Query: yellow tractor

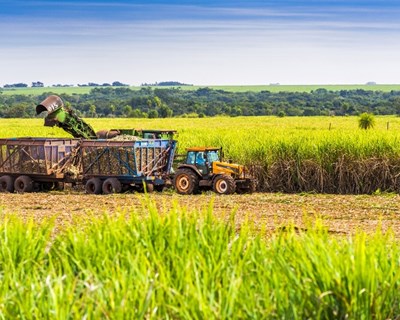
173;147;256;195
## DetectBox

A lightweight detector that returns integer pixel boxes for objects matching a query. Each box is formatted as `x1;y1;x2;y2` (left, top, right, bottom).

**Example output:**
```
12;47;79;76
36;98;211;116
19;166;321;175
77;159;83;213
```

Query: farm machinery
36;95;177;140
0;137;176;194
0;95;255;195
173;147;256;195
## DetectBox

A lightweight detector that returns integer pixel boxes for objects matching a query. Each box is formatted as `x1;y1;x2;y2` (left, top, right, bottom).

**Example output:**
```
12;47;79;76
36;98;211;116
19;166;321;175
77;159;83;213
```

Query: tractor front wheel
213;175;236;195
173;169;199;195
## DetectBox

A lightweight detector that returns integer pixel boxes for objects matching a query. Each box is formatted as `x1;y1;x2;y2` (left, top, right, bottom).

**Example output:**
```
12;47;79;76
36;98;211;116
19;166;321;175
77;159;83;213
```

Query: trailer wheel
0;175;15;193
102;178;122;194
85;178;102;194
213;175;236;195
173;169;199;195
14;175;34;193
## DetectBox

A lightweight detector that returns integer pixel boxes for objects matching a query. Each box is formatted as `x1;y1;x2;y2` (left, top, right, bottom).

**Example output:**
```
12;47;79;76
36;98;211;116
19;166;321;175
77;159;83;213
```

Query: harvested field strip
0;200;399;318
1;192;399;237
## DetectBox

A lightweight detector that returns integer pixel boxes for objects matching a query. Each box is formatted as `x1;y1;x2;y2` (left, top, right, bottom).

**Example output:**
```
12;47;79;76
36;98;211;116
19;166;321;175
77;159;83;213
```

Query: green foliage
148;109;158;118
2;86;400;118
277;110;286;117
358;113;376;130
0;204;398;318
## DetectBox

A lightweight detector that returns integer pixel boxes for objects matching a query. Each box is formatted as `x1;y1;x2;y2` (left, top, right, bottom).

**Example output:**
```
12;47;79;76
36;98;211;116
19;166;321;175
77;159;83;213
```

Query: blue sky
0;0;399;86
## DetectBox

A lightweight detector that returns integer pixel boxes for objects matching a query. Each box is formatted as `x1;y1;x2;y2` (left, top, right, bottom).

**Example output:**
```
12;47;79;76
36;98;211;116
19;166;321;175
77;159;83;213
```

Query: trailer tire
213;175;236;195
173;169;199;195
0;175;15;193
14;175;34;193
85;178;103;194
102;178;122;194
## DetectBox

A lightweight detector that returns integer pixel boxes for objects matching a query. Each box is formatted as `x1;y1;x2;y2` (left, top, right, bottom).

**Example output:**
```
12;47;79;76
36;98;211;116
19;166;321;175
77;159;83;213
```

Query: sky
0;0;399;86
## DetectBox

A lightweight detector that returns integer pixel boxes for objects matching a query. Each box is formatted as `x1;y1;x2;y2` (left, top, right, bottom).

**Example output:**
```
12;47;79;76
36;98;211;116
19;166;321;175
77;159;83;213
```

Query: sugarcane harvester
36;95;120;139
36;95;176;140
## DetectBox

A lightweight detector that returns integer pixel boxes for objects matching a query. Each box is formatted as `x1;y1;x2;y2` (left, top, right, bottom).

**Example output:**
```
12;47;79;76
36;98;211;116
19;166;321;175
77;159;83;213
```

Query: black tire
14;175;34;193
85;178;103;194
0;175;14;193
213;175;236;195
102;178;122;194
173;169;199;195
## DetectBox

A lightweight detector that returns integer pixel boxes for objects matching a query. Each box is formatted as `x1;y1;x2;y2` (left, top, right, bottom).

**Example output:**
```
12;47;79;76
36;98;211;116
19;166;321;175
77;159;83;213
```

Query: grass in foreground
0;200;398;319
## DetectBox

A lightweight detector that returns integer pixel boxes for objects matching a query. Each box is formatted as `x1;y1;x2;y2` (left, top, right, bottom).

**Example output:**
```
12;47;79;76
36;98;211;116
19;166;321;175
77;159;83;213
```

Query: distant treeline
2;81;129;88
141;81;193;87
1;87;400;118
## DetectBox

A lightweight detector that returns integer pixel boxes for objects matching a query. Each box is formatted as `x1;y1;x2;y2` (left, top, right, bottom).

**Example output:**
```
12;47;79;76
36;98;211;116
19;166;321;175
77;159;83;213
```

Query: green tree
89;104;97;117
153;96;162;108
148;110;158;118
109;104;116;115
123;105;132;117
129;109;147;118
159;104;173;118
358;113;375;130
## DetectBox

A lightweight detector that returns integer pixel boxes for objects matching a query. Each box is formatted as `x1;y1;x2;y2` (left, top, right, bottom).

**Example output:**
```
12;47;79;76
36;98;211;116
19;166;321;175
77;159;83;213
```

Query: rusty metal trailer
0;138;80;192
0;138;177;194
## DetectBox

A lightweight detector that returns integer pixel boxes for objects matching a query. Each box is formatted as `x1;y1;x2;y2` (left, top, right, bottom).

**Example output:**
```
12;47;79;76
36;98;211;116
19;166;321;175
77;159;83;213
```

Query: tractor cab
184;147;221;175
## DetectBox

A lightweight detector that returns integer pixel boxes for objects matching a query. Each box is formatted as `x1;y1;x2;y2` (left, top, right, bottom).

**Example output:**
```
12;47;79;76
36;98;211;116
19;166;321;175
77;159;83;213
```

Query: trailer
0;137;177;194
0;138;80;192
79;139;176;194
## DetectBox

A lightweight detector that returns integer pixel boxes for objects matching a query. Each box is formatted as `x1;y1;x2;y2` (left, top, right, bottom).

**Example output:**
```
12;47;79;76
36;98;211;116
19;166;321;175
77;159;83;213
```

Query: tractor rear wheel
14;175;34;193
85;178;102;194
0;175;14;193
102;178;122;194
213;175;236;195
173;169;199;195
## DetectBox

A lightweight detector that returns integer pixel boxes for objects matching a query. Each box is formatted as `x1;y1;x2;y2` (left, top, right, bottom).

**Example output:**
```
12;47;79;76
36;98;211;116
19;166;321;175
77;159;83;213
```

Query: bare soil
0;191;399;236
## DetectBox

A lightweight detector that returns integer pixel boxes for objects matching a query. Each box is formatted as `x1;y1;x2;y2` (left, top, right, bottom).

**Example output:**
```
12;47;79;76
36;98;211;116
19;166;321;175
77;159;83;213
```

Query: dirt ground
1;191;399;237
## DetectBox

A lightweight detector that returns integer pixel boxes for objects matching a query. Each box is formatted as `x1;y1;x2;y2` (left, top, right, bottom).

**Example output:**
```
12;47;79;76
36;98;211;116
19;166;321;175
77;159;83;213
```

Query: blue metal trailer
79;139;177;194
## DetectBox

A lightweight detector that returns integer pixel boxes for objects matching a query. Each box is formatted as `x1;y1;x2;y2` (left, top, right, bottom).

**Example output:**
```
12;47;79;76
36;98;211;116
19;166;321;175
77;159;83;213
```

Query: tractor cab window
207;150;220;163
186;151;196;165
195;152;206;166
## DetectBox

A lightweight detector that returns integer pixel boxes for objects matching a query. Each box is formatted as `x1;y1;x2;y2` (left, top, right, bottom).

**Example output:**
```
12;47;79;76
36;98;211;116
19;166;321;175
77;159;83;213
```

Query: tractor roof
186;147;220;152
